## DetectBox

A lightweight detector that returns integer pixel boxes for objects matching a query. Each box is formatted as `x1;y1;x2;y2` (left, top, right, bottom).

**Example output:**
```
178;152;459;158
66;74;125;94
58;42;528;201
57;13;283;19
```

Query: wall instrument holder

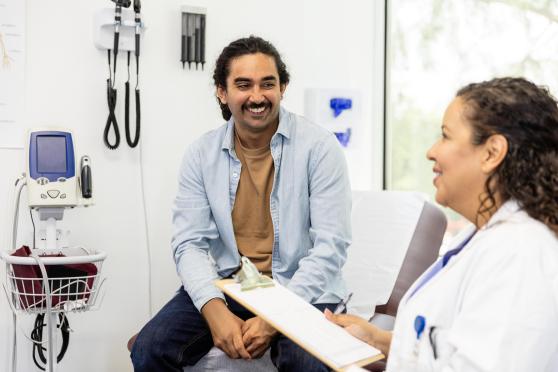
181;6;206;70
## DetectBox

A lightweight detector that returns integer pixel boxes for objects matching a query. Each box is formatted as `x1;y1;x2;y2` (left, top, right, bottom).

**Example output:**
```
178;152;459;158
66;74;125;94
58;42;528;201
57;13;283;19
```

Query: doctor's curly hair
213;35;290;120
457;77;558;235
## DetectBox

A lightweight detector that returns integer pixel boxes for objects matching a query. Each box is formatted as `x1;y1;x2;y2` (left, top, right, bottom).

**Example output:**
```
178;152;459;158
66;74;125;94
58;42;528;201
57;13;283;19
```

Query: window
386;0;558;235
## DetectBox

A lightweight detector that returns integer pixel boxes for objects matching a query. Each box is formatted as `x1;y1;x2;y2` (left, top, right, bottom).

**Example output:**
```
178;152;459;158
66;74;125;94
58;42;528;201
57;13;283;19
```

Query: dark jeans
130;287;337;372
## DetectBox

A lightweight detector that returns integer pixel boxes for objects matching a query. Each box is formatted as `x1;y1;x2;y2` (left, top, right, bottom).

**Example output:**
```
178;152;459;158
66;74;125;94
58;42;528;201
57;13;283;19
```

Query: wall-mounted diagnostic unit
93;2;145;149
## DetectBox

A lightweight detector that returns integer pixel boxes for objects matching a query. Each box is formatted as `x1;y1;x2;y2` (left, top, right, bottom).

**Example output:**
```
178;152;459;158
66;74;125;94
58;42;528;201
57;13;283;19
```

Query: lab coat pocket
395;332;437;372
416;330;438;372
429;327;456;371
407;327;452;372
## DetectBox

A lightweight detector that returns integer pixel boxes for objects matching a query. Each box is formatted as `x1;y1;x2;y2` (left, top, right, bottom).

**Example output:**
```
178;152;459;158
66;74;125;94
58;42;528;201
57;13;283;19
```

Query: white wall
0;1;384;370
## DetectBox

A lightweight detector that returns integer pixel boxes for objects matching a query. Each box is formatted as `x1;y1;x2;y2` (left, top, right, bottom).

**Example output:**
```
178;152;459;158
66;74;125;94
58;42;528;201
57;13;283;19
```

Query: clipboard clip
234;257;274;291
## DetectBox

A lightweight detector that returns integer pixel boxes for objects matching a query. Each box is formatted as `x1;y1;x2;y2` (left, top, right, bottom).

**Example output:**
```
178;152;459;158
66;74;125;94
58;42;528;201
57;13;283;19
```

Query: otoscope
111;0;131;76
134;0;141;61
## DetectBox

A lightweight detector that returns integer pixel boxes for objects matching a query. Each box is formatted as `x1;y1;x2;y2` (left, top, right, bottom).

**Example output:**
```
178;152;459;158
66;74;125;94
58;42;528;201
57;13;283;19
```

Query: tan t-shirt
232;132;275;276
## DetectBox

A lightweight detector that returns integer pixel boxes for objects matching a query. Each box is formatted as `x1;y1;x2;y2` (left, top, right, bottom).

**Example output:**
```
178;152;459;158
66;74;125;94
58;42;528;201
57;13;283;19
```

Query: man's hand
241;316;278;358
201;298;251;359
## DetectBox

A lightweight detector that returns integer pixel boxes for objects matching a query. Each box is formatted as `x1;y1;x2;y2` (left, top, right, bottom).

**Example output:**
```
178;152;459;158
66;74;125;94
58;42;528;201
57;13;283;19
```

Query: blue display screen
37;136;67;173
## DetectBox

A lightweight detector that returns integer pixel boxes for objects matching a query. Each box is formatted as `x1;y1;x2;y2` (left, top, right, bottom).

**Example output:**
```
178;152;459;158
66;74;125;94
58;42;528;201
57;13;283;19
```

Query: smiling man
131;36;352;372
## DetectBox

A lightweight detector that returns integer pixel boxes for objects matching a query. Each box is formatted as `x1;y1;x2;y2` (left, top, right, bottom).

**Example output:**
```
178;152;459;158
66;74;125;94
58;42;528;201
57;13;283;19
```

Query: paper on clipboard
216;279;383;371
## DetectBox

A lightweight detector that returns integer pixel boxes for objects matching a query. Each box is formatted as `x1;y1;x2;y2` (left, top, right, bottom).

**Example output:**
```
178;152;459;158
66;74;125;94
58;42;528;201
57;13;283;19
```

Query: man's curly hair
457;77;558;235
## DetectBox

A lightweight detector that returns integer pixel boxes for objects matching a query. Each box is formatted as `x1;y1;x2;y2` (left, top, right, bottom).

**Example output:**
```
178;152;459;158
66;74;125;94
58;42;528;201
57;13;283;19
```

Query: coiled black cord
105;2;142;149
125;51;140;148
31;313;70;370
104;49;120;149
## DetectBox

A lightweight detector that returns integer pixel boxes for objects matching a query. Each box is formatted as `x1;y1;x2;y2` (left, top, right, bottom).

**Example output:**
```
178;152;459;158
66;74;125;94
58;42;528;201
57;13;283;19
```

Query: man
131;36;351;371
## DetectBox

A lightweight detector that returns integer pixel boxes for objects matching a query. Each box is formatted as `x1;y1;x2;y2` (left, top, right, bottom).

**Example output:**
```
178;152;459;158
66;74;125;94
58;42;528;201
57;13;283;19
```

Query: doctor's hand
242;316;277;358
324;308;392;356
201;298;251;360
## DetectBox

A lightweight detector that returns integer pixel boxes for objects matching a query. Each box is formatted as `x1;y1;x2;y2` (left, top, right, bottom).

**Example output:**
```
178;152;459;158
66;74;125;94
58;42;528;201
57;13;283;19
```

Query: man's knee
130;323;170;369
271;336;330;372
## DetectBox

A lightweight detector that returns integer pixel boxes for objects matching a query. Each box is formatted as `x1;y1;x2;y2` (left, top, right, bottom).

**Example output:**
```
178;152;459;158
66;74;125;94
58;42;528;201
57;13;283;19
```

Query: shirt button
232;172;239;178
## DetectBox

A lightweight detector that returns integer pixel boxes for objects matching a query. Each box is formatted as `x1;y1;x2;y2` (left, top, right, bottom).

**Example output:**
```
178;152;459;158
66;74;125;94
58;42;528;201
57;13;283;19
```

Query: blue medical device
29;131;75;181
26;129;91;208
2;128;99;372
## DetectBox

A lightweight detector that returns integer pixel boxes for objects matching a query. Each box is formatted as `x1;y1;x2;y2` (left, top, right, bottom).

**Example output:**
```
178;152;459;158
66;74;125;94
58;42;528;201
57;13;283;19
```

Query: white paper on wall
0;0;25;147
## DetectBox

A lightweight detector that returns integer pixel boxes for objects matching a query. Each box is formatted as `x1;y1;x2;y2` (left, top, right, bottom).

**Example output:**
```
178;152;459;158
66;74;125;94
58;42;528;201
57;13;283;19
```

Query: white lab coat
386;200;558;372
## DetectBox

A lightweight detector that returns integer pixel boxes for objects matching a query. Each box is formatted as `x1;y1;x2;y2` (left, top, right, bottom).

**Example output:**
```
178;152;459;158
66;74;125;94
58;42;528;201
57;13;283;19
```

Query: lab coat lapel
403;224;477;305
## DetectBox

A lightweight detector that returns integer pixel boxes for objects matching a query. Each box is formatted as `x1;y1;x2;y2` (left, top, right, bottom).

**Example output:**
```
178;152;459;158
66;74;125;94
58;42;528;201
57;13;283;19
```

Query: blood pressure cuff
11;246;97;309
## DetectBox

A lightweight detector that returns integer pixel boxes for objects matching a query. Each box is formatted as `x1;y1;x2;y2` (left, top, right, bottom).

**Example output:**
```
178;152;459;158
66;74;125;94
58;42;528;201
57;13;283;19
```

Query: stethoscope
104;0;141;150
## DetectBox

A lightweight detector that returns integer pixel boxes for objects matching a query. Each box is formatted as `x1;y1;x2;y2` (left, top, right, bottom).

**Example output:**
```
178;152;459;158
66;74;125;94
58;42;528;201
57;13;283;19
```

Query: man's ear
481;134;508;173
216;85;227;104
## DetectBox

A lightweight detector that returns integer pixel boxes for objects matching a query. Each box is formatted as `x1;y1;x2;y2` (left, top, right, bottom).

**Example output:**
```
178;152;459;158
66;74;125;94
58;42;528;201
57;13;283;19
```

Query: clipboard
216;278;384;371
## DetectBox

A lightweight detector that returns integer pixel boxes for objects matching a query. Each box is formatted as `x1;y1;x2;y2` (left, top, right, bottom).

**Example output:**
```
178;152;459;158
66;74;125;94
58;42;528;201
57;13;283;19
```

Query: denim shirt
171;107;352;311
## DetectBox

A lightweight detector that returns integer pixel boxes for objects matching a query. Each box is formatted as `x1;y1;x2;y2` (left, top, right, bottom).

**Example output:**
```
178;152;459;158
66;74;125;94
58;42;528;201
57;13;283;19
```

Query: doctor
326;77;558;372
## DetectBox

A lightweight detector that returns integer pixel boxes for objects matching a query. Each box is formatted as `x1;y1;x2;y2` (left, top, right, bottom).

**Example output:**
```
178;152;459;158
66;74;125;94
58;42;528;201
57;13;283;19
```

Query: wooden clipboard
216;278;384;371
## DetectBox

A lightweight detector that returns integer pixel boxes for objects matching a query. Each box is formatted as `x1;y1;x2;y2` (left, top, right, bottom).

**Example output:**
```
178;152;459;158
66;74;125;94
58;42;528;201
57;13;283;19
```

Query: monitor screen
37;136;67;173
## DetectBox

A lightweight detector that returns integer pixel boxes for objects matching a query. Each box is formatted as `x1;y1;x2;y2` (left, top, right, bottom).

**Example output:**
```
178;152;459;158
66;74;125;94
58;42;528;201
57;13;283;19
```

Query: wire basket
1;246;107;315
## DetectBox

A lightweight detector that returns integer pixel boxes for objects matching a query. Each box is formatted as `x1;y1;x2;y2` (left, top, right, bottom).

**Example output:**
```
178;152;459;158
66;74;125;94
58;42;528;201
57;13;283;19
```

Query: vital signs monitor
26;129;78;207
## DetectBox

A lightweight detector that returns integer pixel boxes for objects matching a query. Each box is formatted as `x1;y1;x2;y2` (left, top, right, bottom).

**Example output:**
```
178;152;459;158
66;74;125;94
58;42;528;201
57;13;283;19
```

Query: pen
414;315;426;340
413;315;426;359
333;292;353;314
429;326;438;359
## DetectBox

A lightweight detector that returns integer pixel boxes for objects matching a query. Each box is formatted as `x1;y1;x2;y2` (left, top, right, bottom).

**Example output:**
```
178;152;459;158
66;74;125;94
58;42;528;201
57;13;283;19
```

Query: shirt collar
275;107;293;140
482;199;522;230
444;199;522;254
221;116;236;152
221;106;292;152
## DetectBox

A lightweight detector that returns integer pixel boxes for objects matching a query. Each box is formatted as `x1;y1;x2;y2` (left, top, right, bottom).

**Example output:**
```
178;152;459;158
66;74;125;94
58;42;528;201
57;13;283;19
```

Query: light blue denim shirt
172;107;352;311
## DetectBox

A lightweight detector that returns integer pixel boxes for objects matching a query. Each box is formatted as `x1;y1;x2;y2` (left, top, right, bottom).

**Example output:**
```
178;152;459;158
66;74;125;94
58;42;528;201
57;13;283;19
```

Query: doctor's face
217;53;286;135
427;98;488;217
